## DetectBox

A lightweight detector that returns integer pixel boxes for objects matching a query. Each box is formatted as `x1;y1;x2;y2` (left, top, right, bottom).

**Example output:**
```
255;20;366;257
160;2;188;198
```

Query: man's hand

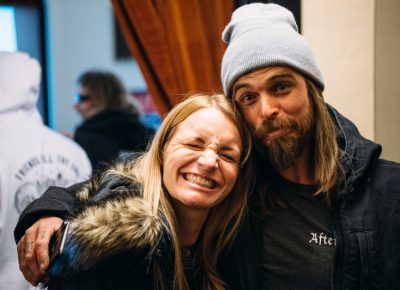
17;216;63;286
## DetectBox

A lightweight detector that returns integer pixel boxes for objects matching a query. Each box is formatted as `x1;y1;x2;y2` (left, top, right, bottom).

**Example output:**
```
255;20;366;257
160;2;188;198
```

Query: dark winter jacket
328;107;400;290
13;170;236;290
20;163;196;290
74;110;154;171
224;106;400;290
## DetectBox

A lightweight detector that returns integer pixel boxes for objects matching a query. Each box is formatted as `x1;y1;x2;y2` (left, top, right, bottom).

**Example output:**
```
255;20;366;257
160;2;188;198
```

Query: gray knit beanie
221;3;324;96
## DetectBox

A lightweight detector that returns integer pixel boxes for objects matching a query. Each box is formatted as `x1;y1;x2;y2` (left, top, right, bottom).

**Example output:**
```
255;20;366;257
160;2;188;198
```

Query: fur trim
66;197;161;271
51;163;162;273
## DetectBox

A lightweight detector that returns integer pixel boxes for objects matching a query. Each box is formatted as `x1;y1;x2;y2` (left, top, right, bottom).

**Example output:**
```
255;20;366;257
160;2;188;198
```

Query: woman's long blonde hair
128;93;253;290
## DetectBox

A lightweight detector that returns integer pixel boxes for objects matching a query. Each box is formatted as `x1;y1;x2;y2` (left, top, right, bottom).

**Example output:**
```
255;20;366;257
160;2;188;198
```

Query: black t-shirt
261;175;335;290
182;244;203;290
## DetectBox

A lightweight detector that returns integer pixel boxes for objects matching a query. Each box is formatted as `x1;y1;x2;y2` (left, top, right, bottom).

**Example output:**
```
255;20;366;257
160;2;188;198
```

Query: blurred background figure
0;51;92;290
72;70;155;172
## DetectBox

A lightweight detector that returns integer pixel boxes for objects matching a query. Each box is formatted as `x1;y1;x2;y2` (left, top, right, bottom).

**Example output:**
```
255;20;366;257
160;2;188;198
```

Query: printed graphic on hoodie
14;154;84;213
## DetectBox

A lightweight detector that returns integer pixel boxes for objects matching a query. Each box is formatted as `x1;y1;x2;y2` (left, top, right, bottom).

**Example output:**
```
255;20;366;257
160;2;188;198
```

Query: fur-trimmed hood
50;162;163;276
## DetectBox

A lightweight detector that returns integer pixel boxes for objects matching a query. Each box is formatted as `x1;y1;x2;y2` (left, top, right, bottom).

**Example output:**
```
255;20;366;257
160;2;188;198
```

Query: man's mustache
255;118;299;139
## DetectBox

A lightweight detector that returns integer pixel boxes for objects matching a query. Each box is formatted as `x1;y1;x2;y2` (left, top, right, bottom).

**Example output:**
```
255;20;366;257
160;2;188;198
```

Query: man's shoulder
372;158;400;172
368;158;400;192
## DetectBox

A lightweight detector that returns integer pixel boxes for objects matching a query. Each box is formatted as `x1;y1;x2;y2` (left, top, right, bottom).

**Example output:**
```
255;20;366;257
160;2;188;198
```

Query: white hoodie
0;52;92;290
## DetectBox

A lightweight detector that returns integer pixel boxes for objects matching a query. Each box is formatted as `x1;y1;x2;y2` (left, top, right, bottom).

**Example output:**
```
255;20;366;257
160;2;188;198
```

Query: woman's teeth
184;174;216;189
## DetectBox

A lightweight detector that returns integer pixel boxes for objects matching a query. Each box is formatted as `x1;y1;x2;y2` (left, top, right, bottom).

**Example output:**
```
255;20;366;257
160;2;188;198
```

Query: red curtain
111;0;234;115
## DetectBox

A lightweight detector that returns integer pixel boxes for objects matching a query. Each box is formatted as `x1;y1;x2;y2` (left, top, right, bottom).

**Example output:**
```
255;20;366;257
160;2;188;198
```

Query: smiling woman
164;108;241;211
15;93;254;290
163;107;243;247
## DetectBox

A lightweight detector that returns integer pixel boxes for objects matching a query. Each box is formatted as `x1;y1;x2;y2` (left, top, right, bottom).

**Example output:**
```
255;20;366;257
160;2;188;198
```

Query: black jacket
13;164;232;290
225;106;400;290
21;164;194;290
74;110;154;171
328;107;400;290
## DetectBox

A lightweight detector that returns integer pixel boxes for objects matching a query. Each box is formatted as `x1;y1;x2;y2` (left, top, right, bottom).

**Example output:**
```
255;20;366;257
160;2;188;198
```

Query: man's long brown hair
306;78;341;199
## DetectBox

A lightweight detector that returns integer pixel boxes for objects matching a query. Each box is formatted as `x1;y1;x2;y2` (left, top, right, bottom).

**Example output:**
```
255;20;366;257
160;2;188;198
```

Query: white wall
302;0;400;162
44;0;146;133
375;0;400;161
302;0;375;140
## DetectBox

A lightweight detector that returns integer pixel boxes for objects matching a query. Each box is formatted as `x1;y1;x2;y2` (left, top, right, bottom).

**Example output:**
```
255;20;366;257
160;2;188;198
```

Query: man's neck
277;145;316;185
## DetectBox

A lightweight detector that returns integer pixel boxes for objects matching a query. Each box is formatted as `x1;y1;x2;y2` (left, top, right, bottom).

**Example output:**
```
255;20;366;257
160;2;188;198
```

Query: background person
0;51;91;290
15;94;253;290
73;70;154;171
220;3;400;289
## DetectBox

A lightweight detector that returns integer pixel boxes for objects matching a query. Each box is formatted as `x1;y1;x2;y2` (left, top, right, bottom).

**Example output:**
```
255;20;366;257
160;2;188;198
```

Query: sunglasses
74;94;91;103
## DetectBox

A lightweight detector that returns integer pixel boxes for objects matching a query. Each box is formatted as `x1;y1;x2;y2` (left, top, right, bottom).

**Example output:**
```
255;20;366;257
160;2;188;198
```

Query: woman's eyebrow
220;145;241;155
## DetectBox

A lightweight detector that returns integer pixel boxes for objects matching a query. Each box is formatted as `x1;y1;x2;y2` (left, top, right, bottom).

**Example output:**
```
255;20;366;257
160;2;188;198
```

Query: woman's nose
198;149;218;171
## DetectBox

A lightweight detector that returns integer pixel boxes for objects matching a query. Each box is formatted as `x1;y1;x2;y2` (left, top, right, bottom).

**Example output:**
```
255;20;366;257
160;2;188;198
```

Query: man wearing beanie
220;3;400;290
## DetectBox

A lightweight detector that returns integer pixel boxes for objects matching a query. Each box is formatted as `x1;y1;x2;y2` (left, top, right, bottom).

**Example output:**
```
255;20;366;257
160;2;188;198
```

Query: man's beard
254;111;314;171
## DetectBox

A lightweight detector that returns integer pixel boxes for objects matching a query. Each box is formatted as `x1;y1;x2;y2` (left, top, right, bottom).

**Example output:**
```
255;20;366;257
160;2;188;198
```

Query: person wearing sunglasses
72;70;154;171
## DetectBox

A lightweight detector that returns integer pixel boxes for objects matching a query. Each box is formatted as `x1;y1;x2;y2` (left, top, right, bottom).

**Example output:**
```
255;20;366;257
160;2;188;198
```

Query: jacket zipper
330;205;344;290
356;232;370;290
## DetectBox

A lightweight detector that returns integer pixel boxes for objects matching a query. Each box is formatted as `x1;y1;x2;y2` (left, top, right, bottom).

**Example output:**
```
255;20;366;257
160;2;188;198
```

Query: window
0;6;18;51
0;0;48;124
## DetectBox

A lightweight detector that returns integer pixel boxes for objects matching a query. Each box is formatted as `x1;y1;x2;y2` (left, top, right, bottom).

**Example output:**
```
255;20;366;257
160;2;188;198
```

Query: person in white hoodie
0;51;92;289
